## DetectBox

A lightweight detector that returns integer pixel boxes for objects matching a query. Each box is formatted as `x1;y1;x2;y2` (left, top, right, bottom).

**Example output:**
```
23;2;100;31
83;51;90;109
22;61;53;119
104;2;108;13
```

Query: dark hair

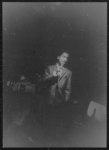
58;52;69;58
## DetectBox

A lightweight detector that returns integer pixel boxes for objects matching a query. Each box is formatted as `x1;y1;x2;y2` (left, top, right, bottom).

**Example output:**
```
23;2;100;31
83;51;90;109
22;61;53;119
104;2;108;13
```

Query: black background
3;2;106;105
2;2;107;148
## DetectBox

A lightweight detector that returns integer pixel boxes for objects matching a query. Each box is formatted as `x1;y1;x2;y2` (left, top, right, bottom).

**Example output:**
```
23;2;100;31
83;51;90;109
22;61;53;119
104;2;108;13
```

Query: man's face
58;52;69;66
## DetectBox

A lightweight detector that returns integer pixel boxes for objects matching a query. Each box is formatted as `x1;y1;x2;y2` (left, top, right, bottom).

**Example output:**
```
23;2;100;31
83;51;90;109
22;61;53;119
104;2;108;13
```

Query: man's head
57;52;69;66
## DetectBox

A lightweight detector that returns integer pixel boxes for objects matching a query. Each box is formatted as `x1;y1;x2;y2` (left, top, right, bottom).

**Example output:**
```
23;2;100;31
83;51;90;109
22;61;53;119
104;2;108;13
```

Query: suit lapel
52;65;67;81
58;67;67;81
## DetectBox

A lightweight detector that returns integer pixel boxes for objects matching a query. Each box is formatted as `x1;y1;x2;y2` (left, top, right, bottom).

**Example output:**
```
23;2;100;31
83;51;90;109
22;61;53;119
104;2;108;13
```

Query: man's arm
43;65;58;80
42;65;58;88
43;66;52;80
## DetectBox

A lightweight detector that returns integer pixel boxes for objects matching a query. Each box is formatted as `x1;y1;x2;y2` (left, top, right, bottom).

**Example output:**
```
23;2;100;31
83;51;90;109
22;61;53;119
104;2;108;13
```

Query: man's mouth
59;60;66;65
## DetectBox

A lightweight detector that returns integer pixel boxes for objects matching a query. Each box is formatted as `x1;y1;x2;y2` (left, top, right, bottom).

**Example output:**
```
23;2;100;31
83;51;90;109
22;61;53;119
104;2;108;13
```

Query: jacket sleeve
43;66;53;80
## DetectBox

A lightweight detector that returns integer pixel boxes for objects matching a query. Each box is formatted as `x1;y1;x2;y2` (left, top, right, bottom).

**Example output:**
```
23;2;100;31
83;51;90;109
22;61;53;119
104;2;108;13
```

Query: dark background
3;2;106;104
3;2;107;147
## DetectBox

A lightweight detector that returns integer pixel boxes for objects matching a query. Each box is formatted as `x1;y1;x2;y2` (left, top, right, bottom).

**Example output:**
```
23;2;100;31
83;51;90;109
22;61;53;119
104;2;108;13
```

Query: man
43;52;72;104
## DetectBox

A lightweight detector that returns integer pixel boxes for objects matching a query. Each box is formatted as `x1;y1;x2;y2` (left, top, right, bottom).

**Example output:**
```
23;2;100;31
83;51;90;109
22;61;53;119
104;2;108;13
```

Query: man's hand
53;71;58;77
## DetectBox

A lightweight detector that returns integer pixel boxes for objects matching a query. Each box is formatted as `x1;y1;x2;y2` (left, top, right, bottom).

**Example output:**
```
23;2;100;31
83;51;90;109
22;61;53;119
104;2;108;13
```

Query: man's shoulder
65;67;72;75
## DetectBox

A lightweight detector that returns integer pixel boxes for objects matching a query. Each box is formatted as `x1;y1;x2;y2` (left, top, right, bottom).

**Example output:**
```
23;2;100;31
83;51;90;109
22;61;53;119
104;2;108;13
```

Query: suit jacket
44;64;72;102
